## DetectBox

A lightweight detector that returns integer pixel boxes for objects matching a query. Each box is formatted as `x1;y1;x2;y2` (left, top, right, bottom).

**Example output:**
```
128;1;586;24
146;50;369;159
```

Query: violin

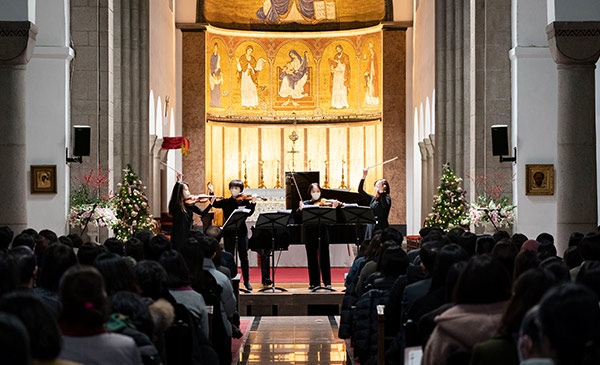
185;194;222;205
234;194;268;202
313;198;341;207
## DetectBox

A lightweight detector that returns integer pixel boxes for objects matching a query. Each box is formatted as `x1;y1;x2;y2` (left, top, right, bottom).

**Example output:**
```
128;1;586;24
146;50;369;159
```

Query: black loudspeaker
73;125;91;156
285;171;319;211
491;125;509;156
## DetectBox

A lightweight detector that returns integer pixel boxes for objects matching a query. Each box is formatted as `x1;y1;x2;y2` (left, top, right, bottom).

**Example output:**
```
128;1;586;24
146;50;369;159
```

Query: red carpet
242;267;349;283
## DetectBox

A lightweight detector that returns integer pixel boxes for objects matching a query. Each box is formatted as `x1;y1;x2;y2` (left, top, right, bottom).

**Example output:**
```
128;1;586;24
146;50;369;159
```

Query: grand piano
249;172;371;251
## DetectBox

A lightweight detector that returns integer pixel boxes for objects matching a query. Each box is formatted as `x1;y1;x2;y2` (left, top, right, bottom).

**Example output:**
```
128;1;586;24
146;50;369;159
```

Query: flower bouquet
465;169;516;232
69;166;116;231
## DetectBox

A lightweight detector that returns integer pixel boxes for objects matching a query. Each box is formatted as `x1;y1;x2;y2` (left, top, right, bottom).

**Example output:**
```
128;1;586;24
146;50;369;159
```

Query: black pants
305;235;331;287
223;233;250;284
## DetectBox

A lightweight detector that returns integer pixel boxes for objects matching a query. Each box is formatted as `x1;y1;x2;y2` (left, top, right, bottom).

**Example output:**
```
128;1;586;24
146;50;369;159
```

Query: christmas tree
424;163;469;231
113;165;154;240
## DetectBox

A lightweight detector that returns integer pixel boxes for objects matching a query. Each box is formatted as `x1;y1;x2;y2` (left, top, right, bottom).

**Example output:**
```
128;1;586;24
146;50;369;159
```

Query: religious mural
203;0;386;28
205;26;382;120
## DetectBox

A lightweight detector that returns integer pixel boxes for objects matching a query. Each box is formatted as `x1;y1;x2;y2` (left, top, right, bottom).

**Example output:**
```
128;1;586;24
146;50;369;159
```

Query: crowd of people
0;225;241;365
340;226;600;365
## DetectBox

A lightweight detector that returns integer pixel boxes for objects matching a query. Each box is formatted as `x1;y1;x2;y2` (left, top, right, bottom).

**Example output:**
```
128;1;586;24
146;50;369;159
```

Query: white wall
547;0;600;23
25;0;73;234
510;0;558;240
393;0;413;22
0;0;36;22
150;0;178;211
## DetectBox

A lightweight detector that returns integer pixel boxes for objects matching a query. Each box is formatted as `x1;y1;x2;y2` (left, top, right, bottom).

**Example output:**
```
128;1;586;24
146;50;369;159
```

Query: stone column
419;141;428;224
0;21;37;232
547;22;600;251
425;136;436;216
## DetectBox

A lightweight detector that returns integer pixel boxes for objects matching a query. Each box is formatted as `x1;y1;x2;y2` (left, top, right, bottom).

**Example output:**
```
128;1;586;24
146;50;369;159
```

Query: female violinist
358;167;391;239
298;183;340;290
168;173;217;250
211;179;257;291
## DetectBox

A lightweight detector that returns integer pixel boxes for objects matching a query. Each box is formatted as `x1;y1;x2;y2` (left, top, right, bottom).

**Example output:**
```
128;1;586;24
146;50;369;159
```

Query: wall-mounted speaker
73;125;91;157
491;125;509;156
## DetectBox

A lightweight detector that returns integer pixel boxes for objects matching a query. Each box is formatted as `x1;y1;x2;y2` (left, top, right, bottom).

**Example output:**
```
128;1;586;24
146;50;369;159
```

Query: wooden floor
238;284;345;316
235;316;349;365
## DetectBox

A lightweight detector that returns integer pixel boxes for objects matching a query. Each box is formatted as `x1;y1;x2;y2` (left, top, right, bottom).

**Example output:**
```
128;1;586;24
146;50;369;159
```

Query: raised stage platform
239;285;345;316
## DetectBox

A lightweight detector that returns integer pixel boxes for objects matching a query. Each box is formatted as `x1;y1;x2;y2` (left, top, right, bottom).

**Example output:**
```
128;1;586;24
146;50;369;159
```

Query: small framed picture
526;164;554;196
31;165;57;194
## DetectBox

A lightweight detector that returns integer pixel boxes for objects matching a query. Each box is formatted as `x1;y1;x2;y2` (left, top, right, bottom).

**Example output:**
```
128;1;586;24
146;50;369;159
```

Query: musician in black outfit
298;183;340;290
211;179;257;291
168;174;216;250
358;167;391;239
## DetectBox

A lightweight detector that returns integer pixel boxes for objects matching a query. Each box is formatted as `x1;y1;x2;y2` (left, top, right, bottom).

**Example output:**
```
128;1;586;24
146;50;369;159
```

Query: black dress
212;197;256;284
358;179;391;239
171;203;212;250
298;199;332;287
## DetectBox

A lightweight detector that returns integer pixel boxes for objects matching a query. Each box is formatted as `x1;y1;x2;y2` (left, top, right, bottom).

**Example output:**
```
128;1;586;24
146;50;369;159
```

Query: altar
243;188;356;268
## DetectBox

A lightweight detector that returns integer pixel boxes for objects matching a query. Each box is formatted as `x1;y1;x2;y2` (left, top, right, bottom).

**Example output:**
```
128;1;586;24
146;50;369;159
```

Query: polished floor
236;316;349;365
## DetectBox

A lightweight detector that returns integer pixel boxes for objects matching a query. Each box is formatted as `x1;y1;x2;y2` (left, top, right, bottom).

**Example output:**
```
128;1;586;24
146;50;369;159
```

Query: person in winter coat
422;255;511;365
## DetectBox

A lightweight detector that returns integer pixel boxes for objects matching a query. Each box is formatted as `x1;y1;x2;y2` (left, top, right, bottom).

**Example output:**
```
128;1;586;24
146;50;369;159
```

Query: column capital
546;21;600;65
0;21;38;67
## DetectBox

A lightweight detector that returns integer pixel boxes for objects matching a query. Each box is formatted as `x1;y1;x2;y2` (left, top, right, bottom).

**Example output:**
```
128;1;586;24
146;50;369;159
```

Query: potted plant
68;166;116;243
466;170;516;233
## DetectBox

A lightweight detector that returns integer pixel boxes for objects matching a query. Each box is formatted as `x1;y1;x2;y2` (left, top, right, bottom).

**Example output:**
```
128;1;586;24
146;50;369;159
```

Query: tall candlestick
339;157;347;189
323;160;330;188
243;160;249;188
274;160;282;188
258;160;266;189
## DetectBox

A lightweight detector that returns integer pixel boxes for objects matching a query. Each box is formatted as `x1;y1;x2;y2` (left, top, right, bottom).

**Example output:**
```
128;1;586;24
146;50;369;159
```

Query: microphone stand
79;202;99;239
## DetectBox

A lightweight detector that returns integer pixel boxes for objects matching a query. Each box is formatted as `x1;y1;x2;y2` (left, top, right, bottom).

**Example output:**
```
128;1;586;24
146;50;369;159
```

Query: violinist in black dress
297;183;340;290
211;179;256;291
358;167;391;239
168;175;216;250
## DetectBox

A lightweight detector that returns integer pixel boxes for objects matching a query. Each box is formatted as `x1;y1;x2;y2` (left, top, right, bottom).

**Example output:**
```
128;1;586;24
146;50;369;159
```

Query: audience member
8;246;37;289
58;265;142;365
535;233;554;244
493;230;510;243
76;241;104;266
57;236;73;248
514;249;540;280
537;241;557;260
576;260;600;298
401;240;442;320
563;245;583;270
457;231;477;257
517;306;551;364
34;243;77;316
67;234;84;250
538;283;600;365
539;256;570;284
159;249;209;339
104;237;125;256
125;237;145;262
509;233;528;252
0;251;18;296
144;234;171;262
475;235;496;255
93;252;141;295
0;225;14;251
520;239;540;252
568;232;584;247
12;232;35;250
571;232;600;281
0;292;73;364
492;242;518;280
422;255;511;365
0;312;31;365
134;260;169;301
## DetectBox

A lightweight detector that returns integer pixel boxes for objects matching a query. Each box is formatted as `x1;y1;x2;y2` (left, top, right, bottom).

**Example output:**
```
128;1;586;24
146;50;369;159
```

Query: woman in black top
298;183;339;289
212;180;256;291
358;168;391;239
168;175;216;251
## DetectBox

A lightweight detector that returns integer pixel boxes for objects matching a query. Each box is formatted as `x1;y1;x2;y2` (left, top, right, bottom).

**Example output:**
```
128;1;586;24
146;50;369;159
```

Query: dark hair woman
58;265;142;364
93;252;141;296
168;175;216;251
359;168;391;240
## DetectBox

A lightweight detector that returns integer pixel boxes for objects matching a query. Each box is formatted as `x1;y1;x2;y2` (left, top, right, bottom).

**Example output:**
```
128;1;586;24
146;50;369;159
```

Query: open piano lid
321;188;370;206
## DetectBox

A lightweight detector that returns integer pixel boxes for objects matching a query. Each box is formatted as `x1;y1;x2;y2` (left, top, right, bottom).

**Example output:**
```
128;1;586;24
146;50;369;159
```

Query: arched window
149;90;155;135
156;96;163;139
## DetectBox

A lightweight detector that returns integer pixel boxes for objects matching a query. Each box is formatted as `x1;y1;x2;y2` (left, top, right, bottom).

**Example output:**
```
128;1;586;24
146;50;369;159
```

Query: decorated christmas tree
113;165;154;240
424;163;469;231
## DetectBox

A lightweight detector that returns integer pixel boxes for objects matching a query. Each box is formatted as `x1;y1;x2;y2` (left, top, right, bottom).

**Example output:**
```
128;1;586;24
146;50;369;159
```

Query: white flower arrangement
468;196;516;230
68;203;118;229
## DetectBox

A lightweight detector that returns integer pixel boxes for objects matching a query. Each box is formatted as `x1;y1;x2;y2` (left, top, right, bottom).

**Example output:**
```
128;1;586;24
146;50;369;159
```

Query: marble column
0;21;37;232
419;141;428;224
547;21;600;251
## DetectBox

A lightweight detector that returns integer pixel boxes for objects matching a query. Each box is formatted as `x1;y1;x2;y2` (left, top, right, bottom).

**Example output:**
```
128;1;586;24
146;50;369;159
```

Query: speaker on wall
491;125;510;156
73;125;91;157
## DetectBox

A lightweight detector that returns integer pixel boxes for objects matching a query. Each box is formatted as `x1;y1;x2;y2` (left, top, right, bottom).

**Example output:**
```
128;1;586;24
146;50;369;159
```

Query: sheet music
404;347;422;365
342;203;359;207
222;208;251;228
277;209;292;214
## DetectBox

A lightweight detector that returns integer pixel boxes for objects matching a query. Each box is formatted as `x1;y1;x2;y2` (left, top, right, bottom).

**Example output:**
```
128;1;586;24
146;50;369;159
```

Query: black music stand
255;211;291;293
302;206;337;292
341;206;376;248
221;208;252;293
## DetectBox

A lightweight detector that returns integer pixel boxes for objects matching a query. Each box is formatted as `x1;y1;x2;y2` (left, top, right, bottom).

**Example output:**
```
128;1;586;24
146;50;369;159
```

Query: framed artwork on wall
31;165;57;194
526;164;554;196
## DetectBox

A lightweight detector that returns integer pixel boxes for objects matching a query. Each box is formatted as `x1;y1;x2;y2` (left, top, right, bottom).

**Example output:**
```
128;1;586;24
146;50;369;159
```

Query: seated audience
104;237;125;256
93;252;141;296
34;243;77;317
125;237;145;263
76;242;104;266
9;246;37;289
0;225;14;252
0;312;31;365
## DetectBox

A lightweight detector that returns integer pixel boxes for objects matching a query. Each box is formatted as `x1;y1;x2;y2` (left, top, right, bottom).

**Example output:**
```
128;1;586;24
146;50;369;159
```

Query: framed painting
31;165;57;194
526;164;554;196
